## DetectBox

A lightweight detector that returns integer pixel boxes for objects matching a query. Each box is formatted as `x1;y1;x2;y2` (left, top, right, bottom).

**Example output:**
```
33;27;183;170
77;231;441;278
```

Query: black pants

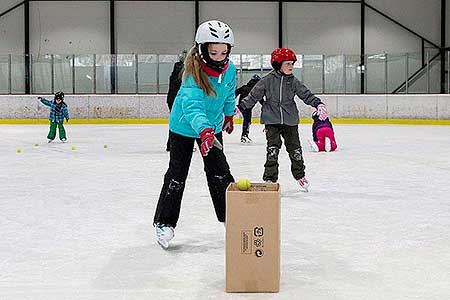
241;108;252;137
166;131;173;151
166;108;172;151
154;131;234;228
263;124;305;182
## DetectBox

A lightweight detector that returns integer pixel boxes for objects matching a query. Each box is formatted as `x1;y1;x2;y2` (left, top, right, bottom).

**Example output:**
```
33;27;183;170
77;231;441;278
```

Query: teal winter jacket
169;62;236;138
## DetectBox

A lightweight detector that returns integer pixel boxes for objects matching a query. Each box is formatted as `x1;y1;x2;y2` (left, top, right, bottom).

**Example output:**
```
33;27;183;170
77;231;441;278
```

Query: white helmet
195;20;234;46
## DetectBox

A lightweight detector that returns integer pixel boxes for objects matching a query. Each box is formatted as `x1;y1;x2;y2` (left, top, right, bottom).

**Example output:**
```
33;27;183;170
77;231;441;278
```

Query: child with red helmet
237;48;328;192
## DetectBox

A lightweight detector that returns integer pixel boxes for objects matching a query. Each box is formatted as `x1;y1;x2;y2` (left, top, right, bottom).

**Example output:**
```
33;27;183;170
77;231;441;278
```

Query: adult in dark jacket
166;50;187;151
235;74;261;143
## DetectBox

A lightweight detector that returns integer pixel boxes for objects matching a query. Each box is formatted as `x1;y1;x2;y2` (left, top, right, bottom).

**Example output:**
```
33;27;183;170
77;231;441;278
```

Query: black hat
54;91;64;101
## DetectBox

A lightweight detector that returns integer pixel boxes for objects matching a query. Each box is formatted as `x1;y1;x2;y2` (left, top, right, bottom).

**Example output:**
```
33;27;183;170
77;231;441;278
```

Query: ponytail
183;46;217;97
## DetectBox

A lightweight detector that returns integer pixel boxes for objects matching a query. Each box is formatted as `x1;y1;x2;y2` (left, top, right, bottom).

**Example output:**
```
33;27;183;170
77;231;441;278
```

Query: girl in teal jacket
153;20;236;249
168;62;236;138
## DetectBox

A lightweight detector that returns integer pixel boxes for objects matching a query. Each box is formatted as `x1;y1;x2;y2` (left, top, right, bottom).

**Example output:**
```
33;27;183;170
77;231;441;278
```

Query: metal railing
0;51;448;95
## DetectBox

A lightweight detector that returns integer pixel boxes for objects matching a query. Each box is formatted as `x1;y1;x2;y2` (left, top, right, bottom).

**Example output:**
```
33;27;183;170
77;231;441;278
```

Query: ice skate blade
157;239;169;249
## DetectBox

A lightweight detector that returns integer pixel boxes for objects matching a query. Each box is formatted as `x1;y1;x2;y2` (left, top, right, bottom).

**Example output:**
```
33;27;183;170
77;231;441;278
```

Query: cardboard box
225;182;280;293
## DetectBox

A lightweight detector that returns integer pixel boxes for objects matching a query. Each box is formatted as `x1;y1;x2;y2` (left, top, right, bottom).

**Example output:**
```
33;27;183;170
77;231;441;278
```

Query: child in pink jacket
310;111;337;152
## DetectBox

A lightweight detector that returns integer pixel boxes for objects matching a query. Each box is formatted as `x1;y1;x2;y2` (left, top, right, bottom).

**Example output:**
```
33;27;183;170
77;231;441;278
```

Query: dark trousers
241;109;252;137
154;131;235;228
166;108;172;151
166;131;173;151
263;124;305;182
48;121;66;140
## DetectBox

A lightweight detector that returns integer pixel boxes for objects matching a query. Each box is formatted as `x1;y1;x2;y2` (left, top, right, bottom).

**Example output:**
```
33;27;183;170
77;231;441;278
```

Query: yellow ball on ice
103;144;108;148
237;178;251;191
71;146;76;151
16;148;22;153
34;143;39;147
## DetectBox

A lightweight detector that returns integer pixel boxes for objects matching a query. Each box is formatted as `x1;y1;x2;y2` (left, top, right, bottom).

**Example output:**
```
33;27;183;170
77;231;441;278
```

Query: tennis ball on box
237;178;251;191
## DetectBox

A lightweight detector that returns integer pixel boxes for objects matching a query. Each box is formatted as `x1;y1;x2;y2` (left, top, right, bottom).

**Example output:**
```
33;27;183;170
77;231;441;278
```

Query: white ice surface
1;124;449;300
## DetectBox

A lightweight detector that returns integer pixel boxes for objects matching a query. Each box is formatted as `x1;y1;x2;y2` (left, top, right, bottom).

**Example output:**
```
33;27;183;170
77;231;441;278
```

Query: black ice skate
240;134;252;144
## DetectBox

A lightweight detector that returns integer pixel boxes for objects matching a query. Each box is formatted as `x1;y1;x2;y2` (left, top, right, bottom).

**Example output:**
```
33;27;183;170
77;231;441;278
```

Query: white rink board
2;94;450;120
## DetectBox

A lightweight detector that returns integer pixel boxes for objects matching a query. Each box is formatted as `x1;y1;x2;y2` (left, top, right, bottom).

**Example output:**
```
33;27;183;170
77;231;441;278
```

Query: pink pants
315;127;337;151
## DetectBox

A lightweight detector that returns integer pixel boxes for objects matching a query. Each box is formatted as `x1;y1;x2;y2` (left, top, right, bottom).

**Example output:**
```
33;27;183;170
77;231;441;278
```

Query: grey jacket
240;71;323;126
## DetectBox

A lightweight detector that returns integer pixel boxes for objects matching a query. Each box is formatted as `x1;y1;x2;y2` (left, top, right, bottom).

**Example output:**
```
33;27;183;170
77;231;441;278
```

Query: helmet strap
198;43;231;74
271;61;282;71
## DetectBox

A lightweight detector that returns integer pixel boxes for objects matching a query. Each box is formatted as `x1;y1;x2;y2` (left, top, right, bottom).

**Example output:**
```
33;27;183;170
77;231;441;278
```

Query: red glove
200;128;215;156
222;116;234;134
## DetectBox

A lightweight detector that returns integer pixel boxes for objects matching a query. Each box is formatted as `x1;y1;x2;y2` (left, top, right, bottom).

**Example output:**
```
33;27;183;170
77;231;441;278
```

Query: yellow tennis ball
34;143;39;147
237;178;251;191
16;148;22;153
103;144;108;148
71;146;76;151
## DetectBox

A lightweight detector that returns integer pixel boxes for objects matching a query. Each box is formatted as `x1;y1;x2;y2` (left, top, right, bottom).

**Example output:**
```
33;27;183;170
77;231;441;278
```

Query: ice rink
1;123;449;300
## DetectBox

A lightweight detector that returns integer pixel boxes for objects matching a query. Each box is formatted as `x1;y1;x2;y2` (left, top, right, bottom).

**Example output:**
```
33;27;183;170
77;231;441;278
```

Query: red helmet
270;48;297;70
